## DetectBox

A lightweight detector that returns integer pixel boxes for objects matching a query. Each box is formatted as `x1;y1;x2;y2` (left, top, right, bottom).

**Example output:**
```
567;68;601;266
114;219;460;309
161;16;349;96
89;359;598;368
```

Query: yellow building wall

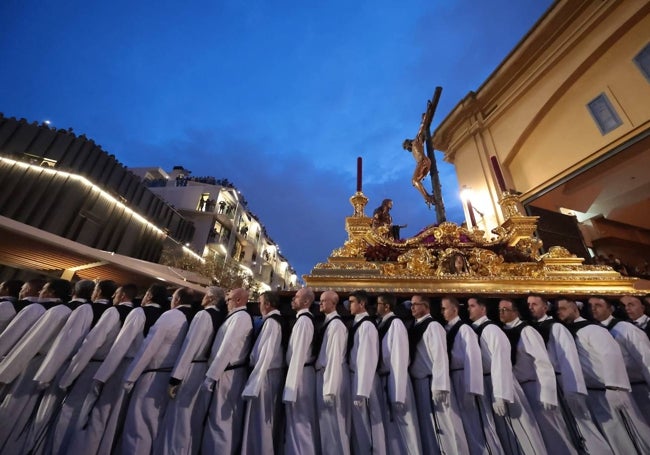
509;13;650;194
437;1;650;230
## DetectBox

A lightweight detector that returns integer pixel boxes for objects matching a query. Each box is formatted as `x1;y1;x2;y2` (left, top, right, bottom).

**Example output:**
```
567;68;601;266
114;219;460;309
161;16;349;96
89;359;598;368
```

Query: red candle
466;199;477;228
490;156;507;192
356;156;362;192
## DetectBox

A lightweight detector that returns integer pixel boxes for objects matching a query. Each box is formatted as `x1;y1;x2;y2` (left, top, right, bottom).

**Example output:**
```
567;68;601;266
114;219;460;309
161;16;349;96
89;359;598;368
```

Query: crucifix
403;87;446;224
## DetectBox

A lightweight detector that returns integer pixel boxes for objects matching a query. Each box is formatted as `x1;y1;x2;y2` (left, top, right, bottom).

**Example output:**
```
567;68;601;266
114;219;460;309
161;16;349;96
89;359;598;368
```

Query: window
587;94;622;135
633;42;650;82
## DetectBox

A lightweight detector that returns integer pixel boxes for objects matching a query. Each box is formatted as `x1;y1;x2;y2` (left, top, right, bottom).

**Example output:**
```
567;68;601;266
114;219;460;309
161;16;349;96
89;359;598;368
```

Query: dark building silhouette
0;114;194;262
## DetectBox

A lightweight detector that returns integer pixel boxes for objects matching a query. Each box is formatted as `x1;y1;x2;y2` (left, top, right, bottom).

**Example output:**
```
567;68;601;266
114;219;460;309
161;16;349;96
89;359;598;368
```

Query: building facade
433;0;650;275
131;166;299;291
0;114;194;263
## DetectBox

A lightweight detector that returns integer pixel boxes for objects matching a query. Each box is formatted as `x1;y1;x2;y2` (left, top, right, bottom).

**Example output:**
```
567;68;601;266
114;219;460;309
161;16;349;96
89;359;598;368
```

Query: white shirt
504;318;557;405
283;308;315;403
537;315;586;395
379;312;410;404
601;315;650;385
0;302;48;358
35;300;112;385
349;312;379;399
410;315;449;393
446;316;483;396
315;311;347;398
171;306;219;382
571;317;630;390
94;306;155;383
205;307;253;382
242;309;284;399
124;306;191;383
0;300;18;334
0;303;71;383
472;315;514;402
634;314;649;330
59;303;134;388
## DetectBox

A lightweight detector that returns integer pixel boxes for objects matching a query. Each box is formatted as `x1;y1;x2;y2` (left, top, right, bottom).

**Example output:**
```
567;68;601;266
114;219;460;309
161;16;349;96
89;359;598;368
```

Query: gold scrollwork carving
541;246;575;259
331;237;368;258
397;247;437;277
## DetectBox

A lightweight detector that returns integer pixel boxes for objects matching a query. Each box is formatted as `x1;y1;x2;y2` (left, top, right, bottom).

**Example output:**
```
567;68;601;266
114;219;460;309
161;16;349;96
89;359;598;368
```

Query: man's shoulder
457;321;477;337
222;309;252;332
547;319;571;336
612;319;647;338
356;317;378;333
47;304;72;316
424;319;444;333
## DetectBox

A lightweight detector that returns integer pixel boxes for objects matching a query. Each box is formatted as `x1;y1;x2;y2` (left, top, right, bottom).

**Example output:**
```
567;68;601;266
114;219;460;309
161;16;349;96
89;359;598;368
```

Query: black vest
408;317;434;365
90;301;113;328
115;304;134;325
378;315;399;363
605;318;622;331
294;312;315;356
213;308;254;367
176;305;197;324
532;318;555;346
378;315;398;341
201;307;227;354
446;319;466;360
11;299;31;314
224;307;254;327
566;319;597;337
10;300;29;313
64;299;86;311
142;305;165;337
256;313;290;353
39;300;67;311
205;307;227;334
313;315;341;359
347;316;374;362
472;319;497;345
503;322;528;366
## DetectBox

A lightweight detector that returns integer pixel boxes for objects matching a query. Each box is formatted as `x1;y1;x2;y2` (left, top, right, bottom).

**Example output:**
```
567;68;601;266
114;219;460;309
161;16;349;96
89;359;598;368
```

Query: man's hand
323;394;335;407
541;401;556;411
492;398;507;416
392;401;406;414
605;388;624;410
91;379;104;397
432;390;449;406
203;378;215;392
123;381;134;393
37;381;50;391
353;397;367;409
168;384;179;399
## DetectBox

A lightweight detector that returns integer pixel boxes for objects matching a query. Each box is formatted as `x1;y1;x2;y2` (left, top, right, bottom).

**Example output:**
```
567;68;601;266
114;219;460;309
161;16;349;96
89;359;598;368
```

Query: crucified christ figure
403;103;436;208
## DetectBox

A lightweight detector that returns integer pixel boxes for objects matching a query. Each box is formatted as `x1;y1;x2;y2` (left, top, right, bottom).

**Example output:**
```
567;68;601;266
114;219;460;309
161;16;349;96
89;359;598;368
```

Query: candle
466;199;477;228
356;156;362;192
490;155;507;192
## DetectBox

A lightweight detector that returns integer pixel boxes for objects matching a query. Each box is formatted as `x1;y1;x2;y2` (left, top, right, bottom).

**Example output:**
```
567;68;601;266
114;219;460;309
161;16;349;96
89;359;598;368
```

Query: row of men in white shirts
1;277;650;455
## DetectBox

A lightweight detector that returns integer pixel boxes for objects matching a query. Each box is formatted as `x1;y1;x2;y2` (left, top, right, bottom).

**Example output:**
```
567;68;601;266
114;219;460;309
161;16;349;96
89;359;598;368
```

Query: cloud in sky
0;0;553;278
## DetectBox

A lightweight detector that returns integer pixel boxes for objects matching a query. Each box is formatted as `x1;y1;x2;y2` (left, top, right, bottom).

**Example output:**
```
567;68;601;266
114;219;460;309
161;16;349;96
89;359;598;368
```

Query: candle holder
498;191;524;220
350;191;368;217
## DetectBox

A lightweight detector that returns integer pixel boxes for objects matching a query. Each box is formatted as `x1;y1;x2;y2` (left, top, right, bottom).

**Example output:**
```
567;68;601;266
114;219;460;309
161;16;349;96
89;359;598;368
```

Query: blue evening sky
0;0;553;278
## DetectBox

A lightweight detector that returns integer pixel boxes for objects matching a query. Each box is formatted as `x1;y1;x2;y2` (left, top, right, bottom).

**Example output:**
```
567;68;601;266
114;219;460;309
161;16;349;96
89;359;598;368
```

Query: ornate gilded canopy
304;191;638;296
